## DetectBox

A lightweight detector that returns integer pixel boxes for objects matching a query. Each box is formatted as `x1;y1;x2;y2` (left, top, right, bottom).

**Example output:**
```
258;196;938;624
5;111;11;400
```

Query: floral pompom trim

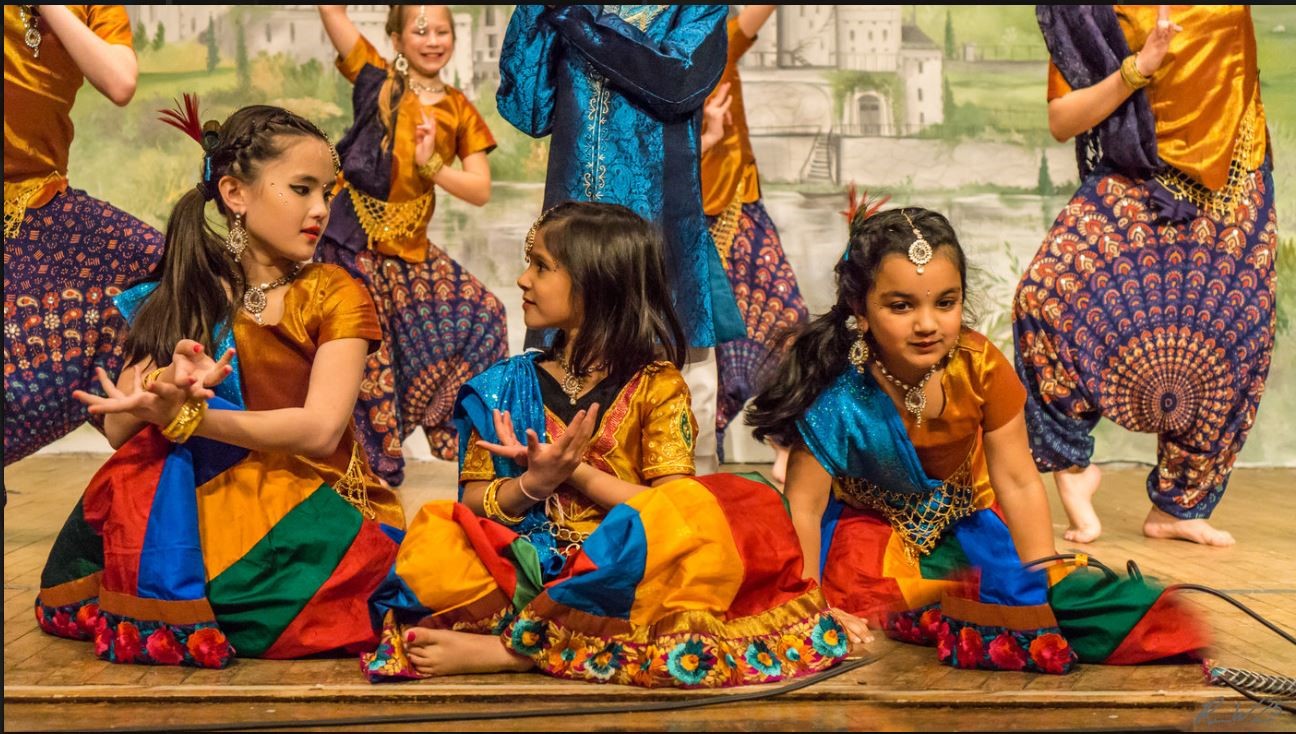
36;599;234;668
937;617;1075;674
503;610;848;688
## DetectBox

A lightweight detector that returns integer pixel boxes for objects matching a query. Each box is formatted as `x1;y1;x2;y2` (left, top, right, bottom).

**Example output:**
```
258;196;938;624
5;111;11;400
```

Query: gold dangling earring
848;331;870;374
226;213;248;262
393;52;409;77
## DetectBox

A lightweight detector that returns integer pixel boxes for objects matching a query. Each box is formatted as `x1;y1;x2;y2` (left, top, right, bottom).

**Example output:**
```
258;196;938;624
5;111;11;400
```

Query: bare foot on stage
1142;507;1235;547
405;628;535;676
1054;464;1103;543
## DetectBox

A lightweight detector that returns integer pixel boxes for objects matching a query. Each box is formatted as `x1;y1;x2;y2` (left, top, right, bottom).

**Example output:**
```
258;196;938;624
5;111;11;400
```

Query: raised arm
318;5;362;61
1046;5;1180;142
736;4;776;40
36;5;137;105
496;4;560;138
547;4;727;120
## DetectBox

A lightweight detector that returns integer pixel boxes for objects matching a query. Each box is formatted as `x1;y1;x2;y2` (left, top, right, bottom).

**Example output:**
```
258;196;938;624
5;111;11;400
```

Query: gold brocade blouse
460;361;698;539
699;17;762;217
232;263;404;529
336;36;496;263
3;5;131;206
1046;5;1267;191
867;329;1026;512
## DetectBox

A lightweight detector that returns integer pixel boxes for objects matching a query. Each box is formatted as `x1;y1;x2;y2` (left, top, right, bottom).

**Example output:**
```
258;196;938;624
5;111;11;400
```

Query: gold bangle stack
142;367;167;391
416;153;445;182
1120;54;1151;90
482;477;525;525
161;397;207;444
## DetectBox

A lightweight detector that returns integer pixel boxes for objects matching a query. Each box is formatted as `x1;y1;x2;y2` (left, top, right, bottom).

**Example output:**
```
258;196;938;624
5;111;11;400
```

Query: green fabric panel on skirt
207;486;362;656
1047;569;1164;663
919;533;970;580
508;538;545;612
40;500;106;589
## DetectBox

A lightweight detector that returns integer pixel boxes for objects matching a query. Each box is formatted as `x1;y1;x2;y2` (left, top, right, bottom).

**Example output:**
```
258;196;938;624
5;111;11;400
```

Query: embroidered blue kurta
498;4;743;348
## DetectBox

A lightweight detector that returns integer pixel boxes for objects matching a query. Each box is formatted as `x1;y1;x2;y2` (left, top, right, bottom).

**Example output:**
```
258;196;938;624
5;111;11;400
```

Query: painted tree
205;17;220;72
235;21;250;92
152;21;165;52
944;10;955;60
1037;150;1054;196
133;20;148;52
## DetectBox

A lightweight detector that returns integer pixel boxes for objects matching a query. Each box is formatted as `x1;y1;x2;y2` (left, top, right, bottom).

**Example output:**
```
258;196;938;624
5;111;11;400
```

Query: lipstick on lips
302;225;320;241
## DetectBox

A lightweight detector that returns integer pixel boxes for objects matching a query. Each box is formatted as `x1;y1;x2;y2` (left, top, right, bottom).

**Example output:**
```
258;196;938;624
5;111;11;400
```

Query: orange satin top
699;17;762;216
1046;5;1266;190
231;263;403;529
336;35;496;262
460;361;697;539
4;5;131;206
903;329;1027;510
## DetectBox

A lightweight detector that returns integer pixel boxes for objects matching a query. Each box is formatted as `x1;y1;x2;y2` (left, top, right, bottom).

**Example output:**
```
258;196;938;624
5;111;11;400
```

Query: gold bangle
416;153;444;182
482;477;525;525
1120;54;1150;90
161;397;207;444
142;367;166;391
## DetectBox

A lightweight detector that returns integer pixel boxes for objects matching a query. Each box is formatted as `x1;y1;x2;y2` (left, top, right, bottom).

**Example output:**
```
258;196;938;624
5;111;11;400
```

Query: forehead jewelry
416;5;429;32
900;210;933;275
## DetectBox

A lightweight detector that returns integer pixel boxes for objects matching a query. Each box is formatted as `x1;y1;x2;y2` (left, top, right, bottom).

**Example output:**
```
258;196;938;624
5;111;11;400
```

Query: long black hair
123;105;332;367
745;207;968;447
536;201;688;381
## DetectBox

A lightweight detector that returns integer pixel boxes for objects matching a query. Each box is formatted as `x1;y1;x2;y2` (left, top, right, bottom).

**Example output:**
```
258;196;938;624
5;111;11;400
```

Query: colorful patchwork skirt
1012;168;1277;518
35;400;404;667
4;187;163;465
821;501;1210;673
317;239;508;486
710;201;808;451
364;474;849;687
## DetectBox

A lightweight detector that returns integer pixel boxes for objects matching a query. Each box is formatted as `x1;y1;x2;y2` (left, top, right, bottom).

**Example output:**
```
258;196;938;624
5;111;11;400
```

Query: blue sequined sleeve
547;4;728;120
497;4;560;138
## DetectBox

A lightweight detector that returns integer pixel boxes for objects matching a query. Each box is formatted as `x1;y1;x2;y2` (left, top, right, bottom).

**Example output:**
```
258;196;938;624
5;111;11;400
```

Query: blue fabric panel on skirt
136;445;206;601
545;503;648;619
950;510;1049;607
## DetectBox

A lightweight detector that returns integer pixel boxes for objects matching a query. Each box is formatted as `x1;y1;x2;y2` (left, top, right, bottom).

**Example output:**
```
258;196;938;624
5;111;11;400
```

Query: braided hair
124;105;334;367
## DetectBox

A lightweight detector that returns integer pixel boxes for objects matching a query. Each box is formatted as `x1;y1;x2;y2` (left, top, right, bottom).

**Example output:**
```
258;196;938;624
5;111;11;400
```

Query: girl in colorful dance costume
317;4;505;486
363;202;851;687
35;103;406;668
747;205;1209;673
4;5;163;469
1016;6;1276;546
698;5;809;466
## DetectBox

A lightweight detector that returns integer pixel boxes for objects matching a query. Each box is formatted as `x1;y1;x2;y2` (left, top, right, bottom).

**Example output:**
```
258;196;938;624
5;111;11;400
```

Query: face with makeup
391;5;456;79
517;228;581;333
218;135;336;265
859;250;964;377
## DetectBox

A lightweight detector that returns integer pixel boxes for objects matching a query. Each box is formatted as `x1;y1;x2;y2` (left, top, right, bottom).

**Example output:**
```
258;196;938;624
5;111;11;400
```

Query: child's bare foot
1142;507;1235;547
1054;464;1103;543
405;628;535;676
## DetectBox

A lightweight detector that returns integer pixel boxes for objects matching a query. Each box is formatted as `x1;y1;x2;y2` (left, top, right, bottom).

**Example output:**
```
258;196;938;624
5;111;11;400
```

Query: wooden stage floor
4;456;1294;732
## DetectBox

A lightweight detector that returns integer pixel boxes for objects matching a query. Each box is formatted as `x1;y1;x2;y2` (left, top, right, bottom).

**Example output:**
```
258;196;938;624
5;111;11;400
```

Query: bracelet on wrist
416;153;445;182
161;396;207;444
482;477;525;525
1120;53;1151;90
517;472;547;503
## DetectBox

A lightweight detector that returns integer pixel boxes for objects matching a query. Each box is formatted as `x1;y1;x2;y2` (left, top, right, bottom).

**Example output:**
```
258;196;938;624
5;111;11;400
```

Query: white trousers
681;346;719;475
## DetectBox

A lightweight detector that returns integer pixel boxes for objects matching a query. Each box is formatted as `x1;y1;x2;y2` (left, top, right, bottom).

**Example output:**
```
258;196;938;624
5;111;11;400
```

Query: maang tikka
900;209;933;274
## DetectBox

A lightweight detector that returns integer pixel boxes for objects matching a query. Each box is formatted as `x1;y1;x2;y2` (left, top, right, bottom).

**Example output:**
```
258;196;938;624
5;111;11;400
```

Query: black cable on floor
82;654;879;733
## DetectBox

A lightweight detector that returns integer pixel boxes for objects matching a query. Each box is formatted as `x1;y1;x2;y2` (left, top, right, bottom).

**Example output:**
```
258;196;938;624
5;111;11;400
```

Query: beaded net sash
832;446;977;563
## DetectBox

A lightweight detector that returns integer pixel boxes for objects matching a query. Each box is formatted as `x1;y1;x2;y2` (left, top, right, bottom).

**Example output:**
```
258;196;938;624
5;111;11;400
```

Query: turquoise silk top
497;4;743;348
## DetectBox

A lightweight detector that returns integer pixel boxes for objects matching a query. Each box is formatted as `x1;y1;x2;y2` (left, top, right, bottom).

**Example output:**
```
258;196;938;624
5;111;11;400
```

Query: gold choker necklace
243;263;303;325
874;337;959;426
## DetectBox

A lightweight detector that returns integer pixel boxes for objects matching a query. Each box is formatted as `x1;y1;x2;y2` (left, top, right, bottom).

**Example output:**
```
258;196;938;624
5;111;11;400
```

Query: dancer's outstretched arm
318;5;362;60
36;5;137;105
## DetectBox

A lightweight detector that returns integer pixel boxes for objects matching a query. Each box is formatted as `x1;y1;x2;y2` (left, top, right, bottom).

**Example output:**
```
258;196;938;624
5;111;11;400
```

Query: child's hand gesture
171;339;235;400
477;404;600;495
828;607;874;655
414;110;439;168
74;365;189;427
